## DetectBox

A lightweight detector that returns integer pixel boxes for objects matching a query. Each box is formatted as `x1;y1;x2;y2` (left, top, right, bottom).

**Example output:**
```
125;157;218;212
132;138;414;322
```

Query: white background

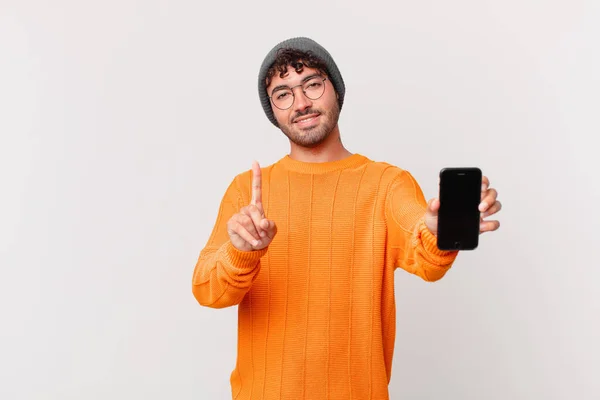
1;0;598;399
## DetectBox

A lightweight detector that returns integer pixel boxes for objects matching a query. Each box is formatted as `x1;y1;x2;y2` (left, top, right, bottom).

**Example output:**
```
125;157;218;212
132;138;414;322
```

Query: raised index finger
251;160;262;205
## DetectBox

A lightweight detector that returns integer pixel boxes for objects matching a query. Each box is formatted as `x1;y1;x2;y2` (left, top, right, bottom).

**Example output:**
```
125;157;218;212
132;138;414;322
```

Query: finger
242;205;266;238
427;198;440;216
481;176;490;192
479;188;498;212
482;200;502;218
236;214;261;242
261;219;277;239
251;160;262;206
230;220;261;247
480;219;500;234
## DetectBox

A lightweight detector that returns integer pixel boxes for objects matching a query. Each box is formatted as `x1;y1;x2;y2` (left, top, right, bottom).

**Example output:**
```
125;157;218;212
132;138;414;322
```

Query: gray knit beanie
258;37;345;127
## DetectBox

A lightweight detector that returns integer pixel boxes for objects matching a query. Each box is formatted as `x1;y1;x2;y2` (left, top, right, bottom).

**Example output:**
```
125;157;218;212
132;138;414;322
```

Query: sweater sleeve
385;169;459;281
192;177;267;308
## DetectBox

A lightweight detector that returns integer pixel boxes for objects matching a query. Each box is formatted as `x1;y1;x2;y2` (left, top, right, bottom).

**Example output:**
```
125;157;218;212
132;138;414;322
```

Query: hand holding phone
436;167;483;250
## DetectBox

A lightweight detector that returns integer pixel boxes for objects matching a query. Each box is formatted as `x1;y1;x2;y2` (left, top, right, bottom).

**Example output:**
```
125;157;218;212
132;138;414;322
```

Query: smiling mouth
293;113;320;124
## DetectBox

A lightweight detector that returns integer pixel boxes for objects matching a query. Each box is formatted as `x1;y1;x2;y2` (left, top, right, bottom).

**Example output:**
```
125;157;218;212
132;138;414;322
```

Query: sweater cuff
220;241;268;271
417;220;459;262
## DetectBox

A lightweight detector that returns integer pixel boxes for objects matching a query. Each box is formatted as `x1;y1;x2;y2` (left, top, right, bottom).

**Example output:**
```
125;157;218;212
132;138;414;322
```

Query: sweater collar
276;153;370;174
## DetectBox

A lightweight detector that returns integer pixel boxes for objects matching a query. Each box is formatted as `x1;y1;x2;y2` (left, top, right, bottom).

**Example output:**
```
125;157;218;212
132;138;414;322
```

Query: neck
288;125;352;163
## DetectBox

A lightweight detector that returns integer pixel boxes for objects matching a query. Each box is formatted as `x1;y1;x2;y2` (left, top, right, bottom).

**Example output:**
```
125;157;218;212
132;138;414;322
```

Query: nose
292;86;312;113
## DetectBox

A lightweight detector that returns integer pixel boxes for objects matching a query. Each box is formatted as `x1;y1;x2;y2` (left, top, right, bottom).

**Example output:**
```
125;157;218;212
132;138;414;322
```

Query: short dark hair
265;48;330;90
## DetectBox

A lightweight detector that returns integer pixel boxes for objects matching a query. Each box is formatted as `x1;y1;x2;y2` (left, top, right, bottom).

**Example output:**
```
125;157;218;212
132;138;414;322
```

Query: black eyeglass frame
268;77;328;110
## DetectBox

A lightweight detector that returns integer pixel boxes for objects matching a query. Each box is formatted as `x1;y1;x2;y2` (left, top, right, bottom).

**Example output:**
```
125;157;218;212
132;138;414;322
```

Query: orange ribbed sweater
192;153;458;400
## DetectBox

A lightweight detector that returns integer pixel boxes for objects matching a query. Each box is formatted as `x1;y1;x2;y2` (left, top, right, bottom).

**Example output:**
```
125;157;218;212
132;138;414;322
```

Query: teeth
297;116;317;123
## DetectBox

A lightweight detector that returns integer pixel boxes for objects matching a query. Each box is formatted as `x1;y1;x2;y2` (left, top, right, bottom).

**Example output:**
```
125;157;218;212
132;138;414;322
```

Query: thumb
427;198;440;216
261;219;277;238
424;198;440;236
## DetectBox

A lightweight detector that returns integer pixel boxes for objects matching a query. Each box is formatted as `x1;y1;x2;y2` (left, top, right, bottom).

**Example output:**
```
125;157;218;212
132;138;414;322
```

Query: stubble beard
279;102;340;149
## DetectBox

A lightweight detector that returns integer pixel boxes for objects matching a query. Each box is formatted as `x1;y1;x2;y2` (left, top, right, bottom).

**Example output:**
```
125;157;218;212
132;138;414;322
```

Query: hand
424;175;501;236
478;175;501;233
226;161;277;252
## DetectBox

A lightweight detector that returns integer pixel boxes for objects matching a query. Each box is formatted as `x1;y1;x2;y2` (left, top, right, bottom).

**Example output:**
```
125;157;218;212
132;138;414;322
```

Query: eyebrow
270;73;322;95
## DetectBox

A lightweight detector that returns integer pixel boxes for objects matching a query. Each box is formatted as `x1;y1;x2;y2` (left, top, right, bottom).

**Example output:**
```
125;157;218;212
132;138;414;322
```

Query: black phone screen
437;167;482;250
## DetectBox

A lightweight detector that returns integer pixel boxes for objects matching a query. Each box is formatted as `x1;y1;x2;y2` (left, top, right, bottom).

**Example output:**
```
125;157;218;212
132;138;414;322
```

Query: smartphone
437;167;482;250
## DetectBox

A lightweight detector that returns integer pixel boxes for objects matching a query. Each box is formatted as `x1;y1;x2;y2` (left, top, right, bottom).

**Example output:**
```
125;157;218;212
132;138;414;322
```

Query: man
192;37;501;400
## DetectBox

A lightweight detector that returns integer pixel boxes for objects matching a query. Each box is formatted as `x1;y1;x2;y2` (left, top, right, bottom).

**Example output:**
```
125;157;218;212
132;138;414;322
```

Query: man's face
266;65;340;148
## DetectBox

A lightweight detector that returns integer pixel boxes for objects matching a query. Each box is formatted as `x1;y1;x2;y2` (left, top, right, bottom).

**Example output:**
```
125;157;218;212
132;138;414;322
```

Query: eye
305;80;322;90
276;91;291;100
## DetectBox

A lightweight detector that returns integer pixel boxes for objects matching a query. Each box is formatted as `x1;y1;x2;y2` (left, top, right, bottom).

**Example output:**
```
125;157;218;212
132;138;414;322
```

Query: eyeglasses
269;76;328;110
